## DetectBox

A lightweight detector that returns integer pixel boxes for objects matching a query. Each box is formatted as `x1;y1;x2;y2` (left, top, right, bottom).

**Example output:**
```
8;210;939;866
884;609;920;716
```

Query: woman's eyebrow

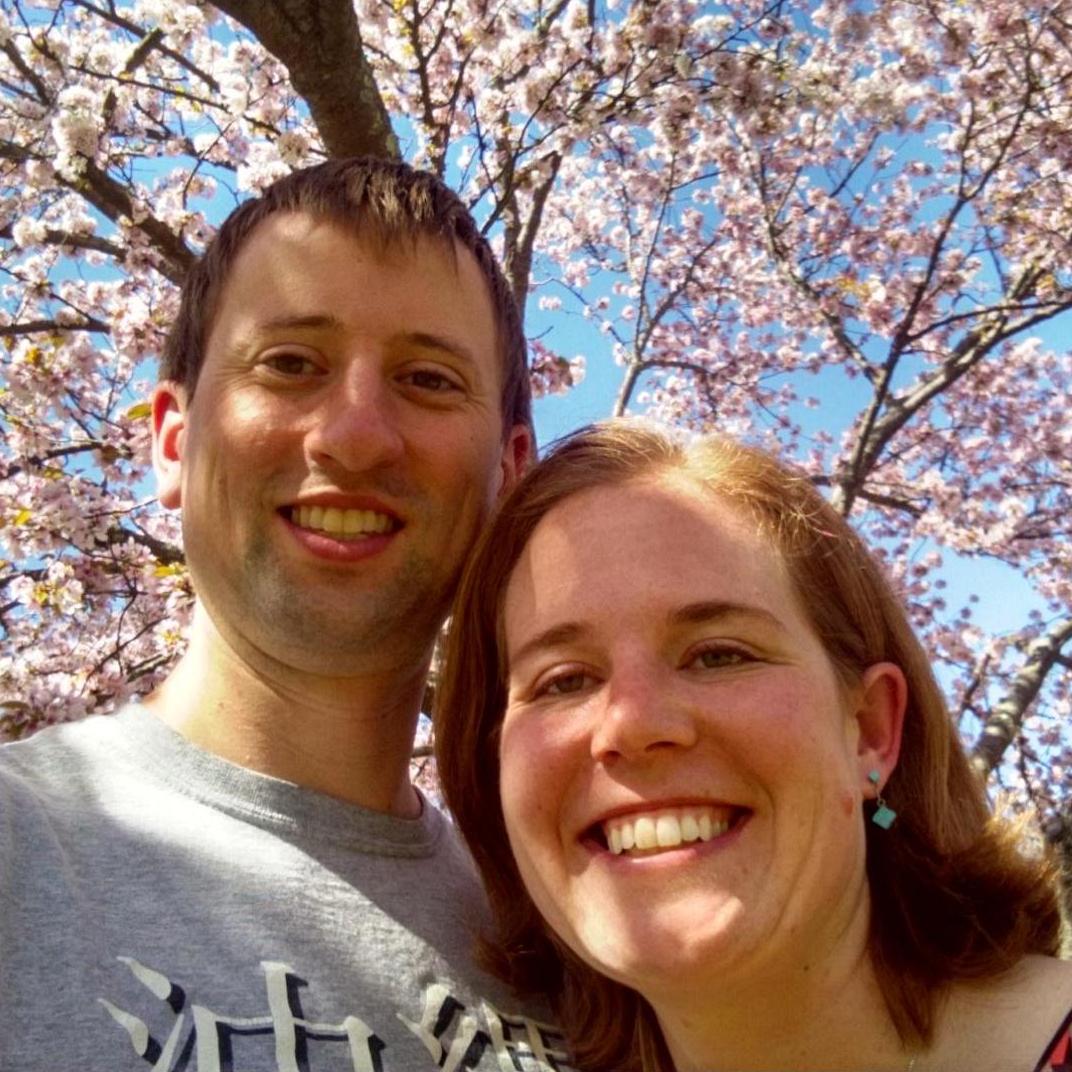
258;312;343;331
508;603;787;666
671;600;785;630
508;622;586;667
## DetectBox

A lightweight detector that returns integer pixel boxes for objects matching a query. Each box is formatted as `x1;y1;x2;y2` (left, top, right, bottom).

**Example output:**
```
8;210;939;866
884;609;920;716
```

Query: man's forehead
196;217;506;403
239;209;462;268
202;210;490;345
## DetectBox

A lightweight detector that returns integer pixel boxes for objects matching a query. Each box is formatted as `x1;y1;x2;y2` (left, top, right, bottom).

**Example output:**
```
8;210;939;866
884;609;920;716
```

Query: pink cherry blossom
0;0;1069;835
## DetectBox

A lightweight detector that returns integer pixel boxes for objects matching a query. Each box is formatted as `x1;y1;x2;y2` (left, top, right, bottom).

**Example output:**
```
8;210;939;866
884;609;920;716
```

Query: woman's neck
650;921;911;1072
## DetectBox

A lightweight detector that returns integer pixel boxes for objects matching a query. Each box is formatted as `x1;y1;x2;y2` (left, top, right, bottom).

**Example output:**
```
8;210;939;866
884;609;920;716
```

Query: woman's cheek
499;719;542;832
501;716;572;857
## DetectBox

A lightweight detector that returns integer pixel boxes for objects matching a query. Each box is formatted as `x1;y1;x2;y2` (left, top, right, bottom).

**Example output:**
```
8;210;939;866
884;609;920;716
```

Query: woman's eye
688;646;750;670
263;352;320;376
537;670;596;698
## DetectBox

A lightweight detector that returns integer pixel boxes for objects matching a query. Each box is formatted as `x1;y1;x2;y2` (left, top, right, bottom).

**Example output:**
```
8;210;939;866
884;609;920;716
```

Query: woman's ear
853;662;907;790
152;381;187;509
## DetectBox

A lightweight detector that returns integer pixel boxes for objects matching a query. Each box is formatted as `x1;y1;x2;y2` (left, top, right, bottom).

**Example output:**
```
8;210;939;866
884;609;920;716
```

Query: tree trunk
212;0;399;159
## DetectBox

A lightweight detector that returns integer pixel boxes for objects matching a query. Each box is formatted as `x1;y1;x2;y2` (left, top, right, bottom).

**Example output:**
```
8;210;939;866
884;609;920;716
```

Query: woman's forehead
502;477;796;640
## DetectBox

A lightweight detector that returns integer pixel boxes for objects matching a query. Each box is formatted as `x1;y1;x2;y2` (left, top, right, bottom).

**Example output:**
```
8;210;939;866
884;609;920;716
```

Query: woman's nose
590;668;699;763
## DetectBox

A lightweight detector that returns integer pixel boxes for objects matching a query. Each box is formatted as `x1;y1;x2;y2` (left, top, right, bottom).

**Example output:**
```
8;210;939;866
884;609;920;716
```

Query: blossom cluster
0;0;1069;825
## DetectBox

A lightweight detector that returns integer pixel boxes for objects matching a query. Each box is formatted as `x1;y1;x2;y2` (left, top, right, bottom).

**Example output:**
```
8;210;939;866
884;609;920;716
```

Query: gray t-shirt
0;707;568;1071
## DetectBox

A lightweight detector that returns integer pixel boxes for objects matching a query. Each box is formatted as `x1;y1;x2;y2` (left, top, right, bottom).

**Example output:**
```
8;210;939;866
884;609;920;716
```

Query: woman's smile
499;474;877;996
598;803;744;856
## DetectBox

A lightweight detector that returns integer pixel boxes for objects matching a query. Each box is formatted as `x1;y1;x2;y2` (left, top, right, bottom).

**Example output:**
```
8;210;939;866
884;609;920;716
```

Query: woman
435;421;1072;1072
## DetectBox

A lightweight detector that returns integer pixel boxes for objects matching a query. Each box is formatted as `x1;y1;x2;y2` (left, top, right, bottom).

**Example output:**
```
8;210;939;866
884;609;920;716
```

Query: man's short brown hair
161;156;531;435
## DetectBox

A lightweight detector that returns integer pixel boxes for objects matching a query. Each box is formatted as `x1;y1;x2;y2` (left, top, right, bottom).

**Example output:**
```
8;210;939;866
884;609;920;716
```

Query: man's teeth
604;807;732;856
291;505;393;538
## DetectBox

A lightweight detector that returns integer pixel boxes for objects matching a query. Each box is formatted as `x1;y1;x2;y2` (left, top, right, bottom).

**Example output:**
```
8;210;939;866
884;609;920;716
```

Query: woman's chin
566;895;749;996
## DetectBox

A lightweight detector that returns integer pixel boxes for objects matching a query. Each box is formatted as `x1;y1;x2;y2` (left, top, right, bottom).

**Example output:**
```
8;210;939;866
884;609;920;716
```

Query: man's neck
143;605;428;818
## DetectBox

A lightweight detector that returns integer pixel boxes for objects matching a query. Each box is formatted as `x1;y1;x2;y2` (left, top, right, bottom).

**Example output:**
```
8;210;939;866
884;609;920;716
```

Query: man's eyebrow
404;331;478;366
247;320;478;365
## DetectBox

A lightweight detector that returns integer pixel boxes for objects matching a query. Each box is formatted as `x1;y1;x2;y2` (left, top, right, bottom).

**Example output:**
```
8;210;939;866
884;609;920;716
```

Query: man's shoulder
0;707;136;801
1;706;130;758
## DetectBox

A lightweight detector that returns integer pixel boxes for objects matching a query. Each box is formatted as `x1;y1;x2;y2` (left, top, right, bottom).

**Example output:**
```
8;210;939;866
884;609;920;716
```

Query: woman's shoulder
1034;1004;1072;1072
932;956;1072;1072
1020;957;1072;1072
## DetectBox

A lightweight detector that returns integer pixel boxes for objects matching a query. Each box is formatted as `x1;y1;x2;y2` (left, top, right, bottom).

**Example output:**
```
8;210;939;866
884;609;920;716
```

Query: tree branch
1;441;120;479
970;618;1072;777
0;222;125;259
0;317;109;338
68;0;221;92
211;0;399;159
72;159;195;285
0;139;196;286
2;40;52;103
833;262;1050;514
105;525;184;567
505;152;562;323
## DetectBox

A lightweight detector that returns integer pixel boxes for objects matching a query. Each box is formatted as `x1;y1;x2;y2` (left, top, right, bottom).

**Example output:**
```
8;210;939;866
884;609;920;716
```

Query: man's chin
239;584;447;675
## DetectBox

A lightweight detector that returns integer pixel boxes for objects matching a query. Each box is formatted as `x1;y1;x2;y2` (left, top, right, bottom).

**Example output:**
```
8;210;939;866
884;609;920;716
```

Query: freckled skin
499;477;894;1000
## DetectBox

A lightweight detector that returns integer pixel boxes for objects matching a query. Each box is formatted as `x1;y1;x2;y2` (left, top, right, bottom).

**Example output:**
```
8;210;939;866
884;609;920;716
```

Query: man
0;159;566;1071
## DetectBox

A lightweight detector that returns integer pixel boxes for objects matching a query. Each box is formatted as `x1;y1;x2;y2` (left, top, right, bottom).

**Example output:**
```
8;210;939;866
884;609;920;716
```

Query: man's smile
288;504;399;539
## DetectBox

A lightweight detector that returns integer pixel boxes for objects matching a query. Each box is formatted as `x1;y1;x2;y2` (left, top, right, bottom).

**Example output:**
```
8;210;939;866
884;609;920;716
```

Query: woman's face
499;475;888;1003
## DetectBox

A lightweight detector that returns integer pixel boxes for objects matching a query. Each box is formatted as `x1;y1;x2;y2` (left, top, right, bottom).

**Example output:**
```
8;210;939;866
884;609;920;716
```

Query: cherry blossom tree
0;0;1069;831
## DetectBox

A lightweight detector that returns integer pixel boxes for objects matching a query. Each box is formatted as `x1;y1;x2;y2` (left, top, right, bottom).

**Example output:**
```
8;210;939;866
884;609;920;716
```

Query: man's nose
590;666;699;763
306;362;405;474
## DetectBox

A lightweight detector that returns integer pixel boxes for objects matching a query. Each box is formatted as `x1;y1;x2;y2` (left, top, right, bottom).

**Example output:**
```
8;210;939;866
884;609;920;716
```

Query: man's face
153;212;529;675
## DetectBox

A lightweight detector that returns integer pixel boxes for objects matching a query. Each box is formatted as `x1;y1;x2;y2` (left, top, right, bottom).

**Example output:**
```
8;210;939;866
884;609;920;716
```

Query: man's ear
152;381;188;510
853;662;907;791
496;424;534;499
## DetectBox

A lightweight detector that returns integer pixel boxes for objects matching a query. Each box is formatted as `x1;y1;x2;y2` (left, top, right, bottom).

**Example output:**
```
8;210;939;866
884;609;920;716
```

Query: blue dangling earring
868;769;897;829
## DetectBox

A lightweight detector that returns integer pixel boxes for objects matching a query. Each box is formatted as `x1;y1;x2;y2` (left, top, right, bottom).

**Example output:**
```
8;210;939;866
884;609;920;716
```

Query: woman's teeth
603;806;733;856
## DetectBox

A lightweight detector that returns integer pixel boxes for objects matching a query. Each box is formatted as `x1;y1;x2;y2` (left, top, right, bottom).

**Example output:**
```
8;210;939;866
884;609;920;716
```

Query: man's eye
403;368;462;392
263;352;320;376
